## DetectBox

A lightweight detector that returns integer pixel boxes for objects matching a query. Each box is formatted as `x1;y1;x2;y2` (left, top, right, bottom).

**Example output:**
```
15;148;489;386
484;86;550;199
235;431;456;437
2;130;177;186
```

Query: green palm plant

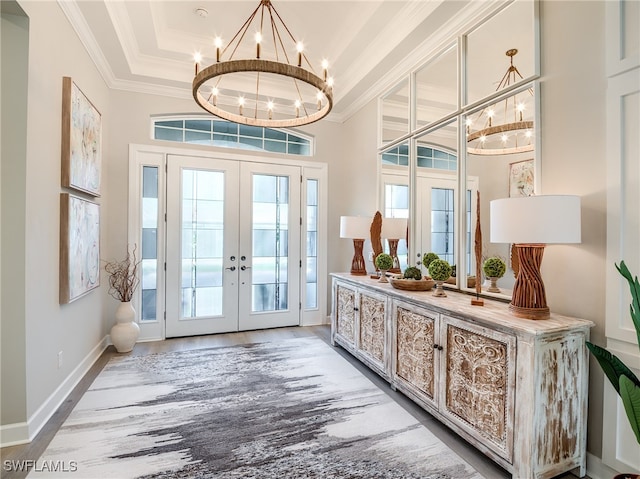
587;261;640;444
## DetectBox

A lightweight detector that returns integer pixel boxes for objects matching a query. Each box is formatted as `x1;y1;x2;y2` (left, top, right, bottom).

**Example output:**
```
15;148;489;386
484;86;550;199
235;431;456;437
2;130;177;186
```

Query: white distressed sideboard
330;273;594;479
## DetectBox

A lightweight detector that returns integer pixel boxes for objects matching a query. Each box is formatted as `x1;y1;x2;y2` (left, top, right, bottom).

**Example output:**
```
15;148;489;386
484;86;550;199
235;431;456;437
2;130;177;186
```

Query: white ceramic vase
110;301;140;353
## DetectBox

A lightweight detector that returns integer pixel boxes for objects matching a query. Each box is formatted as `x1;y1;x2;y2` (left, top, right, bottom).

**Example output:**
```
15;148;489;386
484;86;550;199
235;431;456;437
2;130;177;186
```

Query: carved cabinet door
392;301;439;406
357;290;387;371
335;283;357;346
439;314;516;462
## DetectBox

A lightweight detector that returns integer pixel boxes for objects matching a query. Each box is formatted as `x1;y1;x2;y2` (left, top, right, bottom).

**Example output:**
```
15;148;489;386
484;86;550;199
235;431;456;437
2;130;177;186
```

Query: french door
165;155;301;337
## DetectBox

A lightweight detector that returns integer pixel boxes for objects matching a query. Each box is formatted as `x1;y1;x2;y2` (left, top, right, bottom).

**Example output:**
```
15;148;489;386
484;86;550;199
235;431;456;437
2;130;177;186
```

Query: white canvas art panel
60;194;100;303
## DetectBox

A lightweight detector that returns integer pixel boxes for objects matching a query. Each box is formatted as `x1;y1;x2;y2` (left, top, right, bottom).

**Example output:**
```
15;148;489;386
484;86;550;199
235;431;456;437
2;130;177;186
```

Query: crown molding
57;0;117;87
334;0;446;106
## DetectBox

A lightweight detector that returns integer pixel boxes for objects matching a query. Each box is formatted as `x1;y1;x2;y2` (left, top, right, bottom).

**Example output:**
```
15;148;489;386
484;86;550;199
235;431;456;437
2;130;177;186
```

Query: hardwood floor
0;325;585;479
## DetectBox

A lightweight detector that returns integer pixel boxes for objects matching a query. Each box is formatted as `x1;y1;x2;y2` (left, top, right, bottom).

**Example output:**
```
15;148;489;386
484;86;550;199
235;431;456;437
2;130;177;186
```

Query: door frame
127;143;328;342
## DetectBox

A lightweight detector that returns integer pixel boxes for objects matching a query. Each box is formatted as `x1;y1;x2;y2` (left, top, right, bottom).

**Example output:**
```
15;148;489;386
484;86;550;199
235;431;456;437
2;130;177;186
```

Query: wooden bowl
388;276;435;291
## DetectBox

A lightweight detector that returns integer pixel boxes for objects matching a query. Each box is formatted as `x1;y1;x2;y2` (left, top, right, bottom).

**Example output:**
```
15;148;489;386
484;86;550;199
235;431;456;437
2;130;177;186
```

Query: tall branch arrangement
104;246;140;302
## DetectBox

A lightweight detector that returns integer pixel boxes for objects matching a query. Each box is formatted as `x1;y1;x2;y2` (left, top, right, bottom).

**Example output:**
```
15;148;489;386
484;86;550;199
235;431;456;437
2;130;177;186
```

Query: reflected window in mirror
415;44;458;129
381;142;410;271
466;0;535;105
383;184;409;272
431;187;455;266
381;143;409;166
414;119;460;276
381;78;410;145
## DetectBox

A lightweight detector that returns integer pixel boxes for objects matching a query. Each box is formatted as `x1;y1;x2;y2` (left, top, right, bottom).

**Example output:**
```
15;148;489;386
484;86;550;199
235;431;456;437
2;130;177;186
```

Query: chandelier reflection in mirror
192;0;334;128
466;49;533;156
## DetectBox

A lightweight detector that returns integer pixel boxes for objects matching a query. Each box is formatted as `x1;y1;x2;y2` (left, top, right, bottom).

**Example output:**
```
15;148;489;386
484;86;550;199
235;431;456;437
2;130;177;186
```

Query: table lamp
490;195;581;320
382;218;408;273
340;216;371;275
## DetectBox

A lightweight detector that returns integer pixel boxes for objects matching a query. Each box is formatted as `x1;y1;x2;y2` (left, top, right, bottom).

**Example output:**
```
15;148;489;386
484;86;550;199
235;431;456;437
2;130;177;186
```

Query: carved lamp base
510;244;550;320
350;238;367;275
388;239;402;274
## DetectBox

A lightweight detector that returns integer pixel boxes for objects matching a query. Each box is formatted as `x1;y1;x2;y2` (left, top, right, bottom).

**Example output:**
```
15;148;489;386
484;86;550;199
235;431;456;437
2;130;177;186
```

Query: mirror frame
377;0;540;302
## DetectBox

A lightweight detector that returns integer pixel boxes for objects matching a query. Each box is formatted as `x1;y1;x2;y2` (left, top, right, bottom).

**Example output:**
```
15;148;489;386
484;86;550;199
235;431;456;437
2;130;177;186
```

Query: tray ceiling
60;0;482;122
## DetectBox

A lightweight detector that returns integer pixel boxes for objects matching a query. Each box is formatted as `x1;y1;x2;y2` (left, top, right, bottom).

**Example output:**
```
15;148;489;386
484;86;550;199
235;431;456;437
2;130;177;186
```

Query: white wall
332;100;380;276
0;0;111;444
539;0;607;458
1;5;29;432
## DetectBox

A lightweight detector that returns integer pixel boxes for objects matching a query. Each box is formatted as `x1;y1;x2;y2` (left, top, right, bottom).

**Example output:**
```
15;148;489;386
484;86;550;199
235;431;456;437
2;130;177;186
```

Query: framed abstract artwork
508;159;534;197
61;77;102;196
60;193;100;304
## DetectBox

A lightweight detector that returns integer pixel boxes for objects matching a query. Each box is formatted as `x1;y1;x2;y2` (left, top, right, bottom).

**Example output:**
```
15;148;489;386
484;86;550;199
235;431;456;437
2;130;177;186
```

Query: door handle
241;265;251;271
225;266;236;271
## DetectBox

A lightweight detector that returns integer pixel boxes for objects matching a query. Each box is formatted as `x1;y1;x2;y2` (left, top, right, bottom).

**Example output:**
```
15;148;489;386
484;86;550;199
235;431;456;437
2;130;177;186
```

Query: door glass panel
306;179;318;309
252;174;290;312
141;166;158;321
181;169;224;318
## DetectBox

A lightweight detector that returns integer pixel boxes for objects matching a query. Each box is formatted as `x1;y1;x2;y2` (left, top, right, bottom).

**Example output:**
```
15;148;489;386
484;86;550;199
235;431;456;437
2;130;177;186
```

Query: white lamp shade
340;216;371;239
381;218;408;239
490;195;581;244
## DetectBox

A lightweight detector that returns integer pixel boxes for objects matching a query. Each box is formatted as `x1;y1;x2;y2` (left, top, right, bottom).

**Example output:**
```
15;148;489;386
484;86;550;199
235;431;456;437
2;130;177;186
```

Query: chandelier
192;0;334;128
466;49;533;156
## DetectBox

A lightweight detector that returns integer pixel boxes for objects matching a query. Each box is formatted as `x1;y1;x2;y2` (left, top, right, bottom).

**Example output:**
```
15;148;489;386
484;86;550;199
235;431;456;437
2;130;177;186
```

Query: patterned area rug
31;337;484;478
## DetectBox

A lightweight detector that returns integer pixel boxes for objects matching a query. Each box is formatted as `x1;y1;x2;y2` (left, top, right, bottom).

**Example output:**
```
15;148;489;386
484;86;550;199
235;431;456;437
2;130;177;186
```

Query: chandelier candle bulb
214;37;222;62
255;32;262;59
296;42;304;67
193;52;202;75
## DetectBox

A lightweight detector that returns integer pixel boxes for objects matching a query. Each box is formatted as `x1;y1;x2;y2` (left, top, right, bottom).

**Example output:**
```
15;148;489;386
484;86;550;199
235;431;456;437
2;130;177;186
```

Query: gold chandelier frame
192;0;333;128
466;49;533;156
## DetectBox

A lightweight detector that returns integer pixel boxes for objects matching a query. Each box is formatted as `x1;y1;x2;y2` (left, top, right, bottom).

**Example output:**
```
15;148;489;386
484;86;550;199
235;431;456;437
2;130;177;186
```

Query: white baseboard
0;422;30;447
0;335;109;448
586;451;623;479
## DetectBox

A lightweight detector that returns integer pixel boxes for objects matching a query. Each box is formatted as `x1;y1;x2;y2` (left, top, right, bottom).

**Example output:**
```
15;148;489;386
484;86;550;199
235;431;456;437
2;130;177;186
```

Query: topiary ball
422;252;439;269
428;259;453;282
375;253;394;271
403;266;423;280
482;257;507;278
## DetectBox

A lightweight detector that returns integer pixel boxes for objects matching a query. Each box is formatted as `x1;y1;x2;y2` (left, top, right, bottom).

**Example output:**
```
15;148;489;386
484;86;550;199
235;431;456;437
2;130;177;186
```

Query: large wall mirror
381;78;410;145
378;0;539;301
